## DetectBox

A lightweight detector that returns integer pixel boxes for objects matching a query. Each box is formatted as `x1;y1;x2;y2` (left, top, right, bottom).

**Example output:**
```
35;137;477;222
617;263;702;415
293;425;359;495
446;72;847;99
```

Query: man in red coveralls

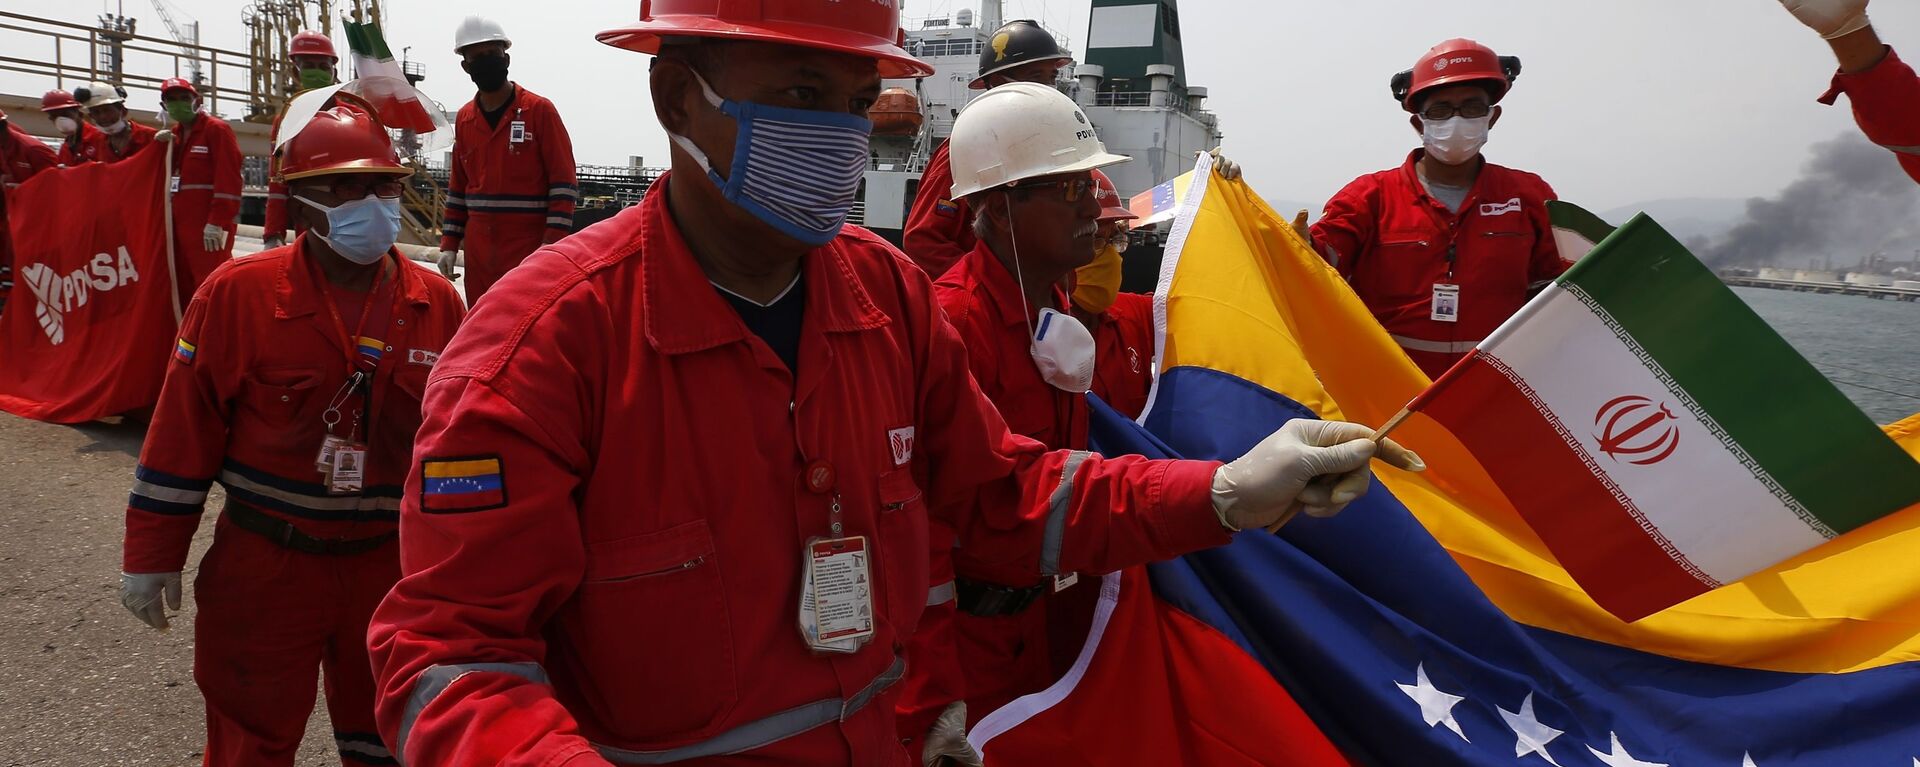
1306;39;1567;379
264;30;343;249
74;81;158;164
1074;168;1156;420
365;3;1422;767
159;78;244;304
119;97;464;767
39;89;98;166
1778;0;1920;184
436;16;577;305
0;110;60;315
903;19;1072;278
932;83;1163;721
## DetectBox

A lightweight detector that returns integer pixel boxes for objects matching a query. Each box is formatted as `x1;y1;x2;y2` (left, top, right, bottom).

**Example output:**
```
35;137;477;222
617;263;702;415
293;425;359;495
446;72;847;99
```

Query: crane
147;0;203;86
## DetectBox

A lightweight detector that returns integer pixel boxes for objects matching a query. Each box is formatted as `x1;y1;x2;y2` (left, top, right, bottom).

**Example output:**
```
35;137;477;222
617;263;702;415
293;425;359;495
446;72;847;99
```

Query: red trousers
460;215;545;307
192;513;399;766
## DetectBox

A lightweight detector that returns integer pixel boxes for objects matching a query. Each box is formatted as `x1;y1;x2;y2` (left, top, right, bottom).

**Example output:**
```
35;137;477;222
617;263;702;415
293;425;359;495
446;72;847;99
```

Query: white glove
1779;0;1870;39
1204;147;1242;181
922;701;983;767
121;571;183;630
1211;420;1425;531
154;129;174;143
202;224;229;252
436;249;460;280
263;235;285;249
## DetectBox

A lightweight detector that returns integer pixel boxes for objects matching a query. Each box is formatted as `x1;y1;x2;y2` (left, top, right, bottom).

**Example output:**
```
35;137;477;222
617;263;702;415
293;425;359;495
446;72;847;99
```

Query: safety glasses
1419;100;1492;121
1014;177;1095;203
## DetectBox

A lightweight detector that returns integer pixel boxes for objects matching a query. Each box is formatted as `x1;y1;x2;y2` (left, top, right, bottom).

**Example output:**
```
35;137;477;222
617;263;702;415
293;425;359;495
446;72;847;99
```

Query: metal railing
0;10;255;119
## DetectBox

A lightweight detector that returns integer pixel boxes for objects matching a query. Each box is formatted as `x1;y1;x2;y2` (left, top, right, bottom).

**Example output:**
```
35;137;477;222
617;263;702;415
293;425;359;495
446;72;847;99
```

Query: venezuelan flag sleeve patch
420;456;507;513
173;338;196;365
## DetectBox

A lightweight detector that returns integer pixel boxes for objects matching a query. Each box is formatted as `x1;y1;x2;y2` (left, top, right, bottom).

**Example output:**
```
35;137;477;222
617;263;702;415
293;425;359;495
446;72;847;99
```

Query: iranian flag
1409;203;1920;621
341;20;441;136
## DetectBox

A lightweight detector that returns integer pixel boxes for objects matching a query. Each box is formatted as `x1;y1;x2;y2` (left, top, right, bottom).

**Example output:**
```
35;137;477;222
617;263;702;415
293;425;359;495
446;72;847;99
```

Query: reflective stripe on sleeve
1040;451;1092;577
397;662;549;761
927;580;956;607
1388;334;1480;354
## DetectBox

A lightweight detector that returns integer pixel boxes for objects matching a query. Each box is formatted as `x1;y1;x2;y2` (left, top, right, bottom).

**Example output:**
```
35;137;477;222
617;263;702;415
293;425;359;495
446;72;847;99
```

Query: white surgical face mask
54;116;79;136
1005;196;1097;393
100;118;129;136
1421;115;1491;166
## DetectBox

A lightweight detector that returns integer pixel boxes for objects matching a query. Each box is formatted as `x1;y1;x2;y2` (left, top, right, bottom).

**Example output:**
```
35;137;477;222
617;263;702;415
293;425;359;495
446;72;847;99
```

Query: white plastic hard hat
948;82;1128;200
79;80;126;109
453;17;512;55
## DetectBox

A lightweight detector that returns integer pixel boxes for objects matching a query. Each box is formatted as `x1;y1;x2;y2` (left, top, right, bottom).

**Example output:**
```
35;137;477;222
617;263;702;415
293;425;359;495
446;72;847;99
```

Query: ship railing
0;10;256;120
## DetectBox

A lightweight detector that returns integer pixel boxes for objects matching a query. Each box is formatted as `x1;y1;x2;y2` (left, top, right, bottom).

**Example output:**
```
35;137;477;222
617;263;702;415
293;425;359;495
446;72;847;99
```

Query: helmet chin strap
1003;189;1039;346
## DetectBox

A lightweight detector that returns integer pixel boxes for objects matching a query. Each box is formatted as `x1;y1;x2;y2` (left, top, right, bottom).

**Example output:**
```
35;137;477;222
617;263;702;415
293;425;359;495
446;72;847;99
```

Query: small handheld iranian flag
1407;202;1920;621
342;20;442;136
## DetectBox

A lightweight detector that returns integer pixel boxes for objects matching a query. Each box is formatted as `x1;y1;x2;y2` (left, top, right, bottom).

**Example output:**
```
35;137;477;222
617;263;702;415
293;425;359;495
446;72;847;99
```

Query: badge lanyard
795;450;875;654
309;253;394;493
1417;188;1469;325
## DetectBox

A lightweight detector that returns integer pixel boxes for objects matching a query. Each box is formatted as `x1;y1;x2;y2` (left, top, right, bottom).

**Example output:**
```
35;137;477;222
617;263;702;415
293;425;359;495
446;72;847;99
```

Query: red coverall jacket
902;140;975;278
1821;46;1920;184
168;112;243;303
123;239;465;574
81;121;158;164
1310;150;1567;378
930;242;1096;719
367;175;1230;767
57;122;102;166
439;84;577;305
1;122;59;311
1092;292;1155;420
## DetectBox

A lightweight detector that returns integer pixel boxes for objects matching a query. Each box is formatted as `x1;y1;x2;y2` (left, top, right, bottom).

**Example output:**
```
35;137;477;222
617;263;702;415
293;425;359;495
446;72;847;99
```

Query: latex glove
1291;209;1312;243
1203;147;1242;180
922;701;983;767
436;249;461;280
202;224;229;251
263;235;285;249
1211;420;1425;531
154;129;174;143
121;571;182;630
1779;0;1870;39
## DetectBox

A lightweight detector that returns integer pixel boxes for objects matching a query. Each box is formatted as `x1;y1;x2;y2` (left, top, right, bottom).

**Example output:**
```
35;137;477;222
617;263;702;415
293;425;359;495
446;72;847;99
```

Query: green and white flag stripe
1548;201;1615;264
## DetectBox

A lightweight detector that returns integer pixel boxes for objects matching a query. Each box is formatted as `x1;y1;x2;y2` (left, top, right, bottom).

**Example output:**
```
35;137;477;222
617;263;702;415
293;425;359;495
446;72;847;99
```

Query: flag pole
161;134;182;325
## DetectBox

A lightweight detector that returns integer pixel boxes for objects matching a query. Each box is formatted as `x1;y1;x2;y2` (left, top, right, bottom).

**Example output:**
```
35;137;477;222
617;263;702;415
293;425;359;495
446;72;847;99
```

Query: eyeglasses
1014;177;1094;202
315;177;408;200
1108;229;1131;253
1420;101;1492;121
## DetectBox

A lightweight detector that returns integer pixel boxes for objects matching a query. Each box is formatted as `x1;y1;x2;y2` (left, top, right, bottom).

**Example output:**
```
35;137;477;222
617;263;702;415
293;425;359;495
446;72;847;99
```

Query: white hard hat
453;17;512;55
948;82;1128;200
79;80;125;109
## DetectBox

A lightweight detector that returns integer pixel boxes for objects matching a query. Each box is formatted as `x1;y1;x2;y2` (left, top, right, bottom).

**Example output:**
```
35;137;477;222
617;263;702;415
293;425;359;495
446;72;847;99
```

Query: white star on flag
1497;693;1563;766
1587;732;1666;767
1396;663;1469;742
1742;754;1757;767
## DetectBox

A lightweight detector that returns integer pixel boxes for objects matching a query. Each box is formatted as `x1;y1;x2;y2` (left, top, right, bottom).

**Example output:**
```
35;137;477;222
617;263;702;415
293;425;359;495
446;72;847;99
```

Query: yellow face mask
1073;244;1123;315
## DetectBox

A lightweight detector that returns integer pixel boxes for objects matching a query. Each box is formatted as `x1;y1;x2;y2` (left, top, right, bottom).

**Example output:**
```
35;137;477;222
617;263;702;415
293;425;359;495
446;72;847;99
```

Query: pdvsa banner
0;145;176;423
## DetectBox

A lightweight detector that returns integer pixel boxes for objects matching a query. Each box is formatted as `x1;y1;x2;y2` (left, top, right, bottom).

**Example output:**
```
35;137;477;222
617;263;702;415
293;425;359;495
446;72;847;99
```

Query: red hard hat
275;101;411;182
1395;38;1520;112
40;89;82;112
597;0;934;79
290;31;339;62
1092;169;1136;222
160;77;198;98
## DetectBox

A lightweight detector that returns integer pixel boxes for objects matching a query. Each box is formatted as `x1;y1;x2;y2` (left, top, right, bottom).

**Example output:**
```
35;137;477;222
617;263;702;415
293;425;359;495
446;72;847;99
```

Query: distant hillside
1600;198;1749;243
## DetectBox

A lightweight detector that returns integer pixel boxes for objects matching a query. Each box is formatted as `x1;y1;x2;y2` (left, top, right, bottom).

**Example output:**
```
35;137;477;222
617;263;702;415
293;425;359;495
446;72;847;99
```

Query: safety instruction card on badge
807;537;874;645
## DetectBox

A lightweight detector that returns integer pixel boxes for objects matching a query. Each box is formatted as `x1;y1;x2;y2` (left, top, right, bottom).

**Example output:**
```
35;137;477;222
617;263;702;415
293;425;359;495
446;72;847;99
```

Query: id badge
802;536;874;651
328;443;367;494
800;560;861;654
1053;573;1080;592
509;120;527;144
169;175;181;193
1430;283;1461;323
315;434;348;473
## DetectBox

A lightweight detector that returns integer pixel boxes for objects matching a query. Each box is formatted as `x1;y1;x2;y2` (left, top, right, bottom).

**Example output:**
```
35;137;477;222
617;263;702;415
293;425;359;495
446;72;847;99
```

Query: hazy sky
9;0;1919;210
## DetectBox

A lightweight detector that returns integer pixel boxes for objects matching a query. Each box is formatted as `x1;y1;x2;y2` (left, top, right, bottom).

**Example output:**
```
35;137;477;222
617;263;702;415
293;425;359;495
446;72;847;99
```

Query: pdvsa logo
1433;56;1475;72
1592;395;1681;466
20;245;141;346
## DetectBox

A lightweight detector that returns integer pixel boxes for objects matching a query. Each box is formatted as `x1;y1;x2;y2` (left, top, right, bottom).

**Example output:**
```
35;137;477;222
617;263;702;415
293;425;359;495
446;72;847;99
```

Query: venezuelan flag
972;154;1920;765
420;456;506;512
173;338;196;364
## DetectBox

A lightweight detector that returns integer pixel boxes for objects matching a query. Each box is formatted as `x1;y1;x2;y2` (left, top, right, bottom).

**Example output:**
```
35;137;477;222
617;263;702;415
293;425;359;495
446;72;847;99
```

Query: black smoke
1702;133;1920;268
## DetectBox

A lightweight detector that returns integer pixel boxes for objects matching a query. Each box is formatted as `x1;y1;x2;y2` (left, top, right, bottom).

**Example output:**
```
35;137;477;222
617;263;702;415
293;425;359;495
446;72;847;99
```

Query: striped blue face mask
668;70;873;246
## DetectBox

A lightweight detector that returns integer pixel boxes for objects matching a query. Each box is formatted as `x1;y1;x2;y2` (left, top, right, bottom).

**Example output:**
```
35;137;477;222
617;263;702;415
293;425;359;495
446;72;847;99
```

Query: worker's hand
263;235;285;250
202;224;229;252
436;249;460;280
121;571;182;631
1291;209;1312;243
1211;420;1425;531
1779;0;1870;39
154;129;174;143
1203;147;1242;181
922;701;983;767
